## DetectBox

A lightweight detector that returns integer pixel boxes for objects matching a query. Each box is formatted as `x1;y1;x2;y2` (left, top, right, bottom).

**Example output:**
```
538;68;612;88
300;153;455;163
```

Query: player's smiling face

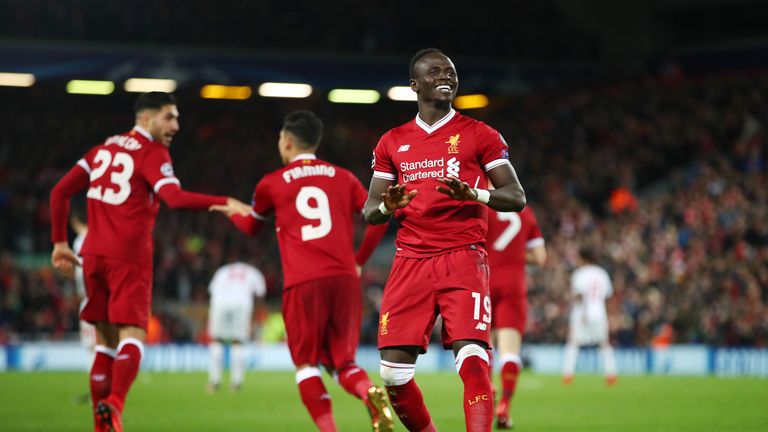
148;104;180;147
411;53;458;103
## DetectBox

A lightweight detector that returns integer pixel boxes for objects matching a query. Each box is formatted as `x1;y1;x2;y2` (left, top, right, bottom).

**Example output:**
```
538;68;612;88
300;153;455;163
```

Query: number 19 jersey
250;154;368;288
79;128;181;267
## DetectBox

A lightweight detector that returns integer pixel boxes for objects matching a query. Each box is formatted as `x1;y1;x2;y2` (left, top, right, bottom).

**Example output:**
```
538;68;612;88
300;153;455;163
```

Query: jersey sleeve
208;269;223;295
250;268;267;298
50;162;91;243
475;122;511;172
251;177;274;218
371;133;396;181
570;272;583;295
525;208;545;249
351;172;369;212
141;146;181;193
604;271;614;298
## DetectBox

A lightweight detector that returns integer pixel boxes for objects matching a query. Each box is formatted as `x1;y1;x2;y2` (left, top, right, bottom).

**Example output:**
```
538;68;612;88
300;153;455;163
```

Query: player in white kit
207;261;267;393
562;247;617;385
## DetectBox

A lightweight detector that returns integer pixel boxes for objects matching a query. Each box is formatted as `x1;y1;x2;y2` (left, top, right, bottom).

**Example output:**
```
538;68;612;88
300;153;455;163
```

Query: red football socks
458;355;493;432
337;364;373;400
500;360;521;405
107;338;143;413
90;347;115;427
386;379;435;432
297;374;338;432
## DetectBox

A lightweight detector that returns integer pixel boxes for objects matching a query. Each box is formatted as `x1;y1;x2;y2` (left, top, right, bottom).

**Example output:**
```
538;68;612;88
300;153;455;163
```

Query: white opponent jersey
208;262;266;308
570;264;613;322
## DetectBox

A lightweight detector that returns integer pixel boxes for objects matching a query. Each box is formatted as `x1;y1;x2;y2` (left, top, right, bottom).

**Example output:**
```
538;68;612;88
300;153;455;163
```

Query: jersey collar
132;126;153;141
290;153;317;163
415;108;456;134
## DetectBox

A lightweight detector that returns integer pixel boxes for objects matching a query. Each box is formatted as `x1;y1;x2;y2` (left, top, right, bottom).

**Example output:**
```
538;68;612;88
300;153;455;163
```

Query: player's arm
355;223;388;266
526;242;547;266
436;163;525;212
216;179;273;236
228;210;268;236
156;182;249;215
50;163;90;275
363;177;417;225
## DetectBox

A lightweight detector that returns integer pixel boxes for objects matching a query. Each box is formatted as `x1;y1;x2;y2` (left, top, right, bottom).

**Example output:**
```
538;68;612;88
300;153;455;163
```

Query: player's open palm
381;184;417;211
51;242;79;277
436;177;476;201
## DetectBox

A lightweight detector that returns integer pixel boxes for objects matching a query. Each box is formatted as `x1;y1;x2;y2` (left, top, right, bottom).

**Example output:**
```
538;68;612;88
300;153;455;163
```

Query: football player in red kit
486;206;546;428
215;110;392;432
364;48;526;432
50;92;250;432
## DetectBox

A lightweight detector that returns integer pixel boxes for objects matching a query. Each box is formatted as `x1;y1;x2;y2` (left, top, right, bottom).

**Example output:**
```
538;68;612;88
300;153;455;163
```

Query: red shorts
378;248;491;352
490;282;527;333
282;274;362;370
80;255;152;329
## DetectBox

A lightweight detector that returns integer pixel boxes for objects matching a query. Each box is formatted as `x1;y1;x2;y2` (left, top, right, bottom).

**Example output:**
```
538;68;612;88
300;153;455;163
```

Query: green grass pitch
1;371;765;431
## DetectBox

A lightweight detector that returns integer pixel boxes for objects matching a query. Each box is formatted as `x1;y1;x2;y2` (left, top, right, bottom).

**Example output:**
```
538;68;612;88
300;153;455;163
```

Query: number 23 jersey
250;155;368;288
79;128;181;267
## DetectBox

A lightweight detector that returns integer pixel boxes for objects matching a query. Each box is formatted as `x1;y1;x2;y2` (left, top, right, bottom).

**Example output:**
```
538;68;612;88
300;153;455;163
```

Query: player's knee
295;366;322;384
379;361;415;386
454;343;489;373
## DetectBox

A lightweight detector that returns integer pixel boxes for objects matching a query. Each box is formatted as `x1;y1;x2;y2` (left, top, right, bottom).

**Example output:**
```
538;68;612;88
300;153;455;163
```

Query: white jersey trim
415;109;456;134
153;177;181;193
250;210;268;221
132;125;153;141
373;170;397;181
77;159;91;174
526;237;545;249
484;159;511;172
290;153;317;162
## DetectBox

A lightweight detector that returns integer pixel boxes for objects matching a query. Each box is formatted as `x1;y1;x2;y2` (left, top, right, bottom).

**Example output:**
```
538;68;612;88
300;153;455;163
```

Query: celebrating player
206;261;267;393
364;48;526;432
562;247;617;385
486;206;546;429
49;92;251;432
214;110;392;432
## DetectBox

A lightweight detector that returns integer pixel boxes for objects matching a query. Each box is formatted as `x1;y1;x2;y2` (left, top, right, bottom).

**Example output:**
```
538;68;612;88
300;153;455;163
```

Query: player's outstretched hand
436;177;477;201
381;184;418;211
209;197;252;217
51;242;79;277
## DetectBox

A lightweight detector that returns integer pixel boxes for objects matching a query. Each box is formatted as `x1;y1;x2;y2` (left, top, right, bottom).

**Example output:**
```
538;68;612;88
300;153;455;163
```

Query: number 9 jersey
78;128;182;267
248;154;368;288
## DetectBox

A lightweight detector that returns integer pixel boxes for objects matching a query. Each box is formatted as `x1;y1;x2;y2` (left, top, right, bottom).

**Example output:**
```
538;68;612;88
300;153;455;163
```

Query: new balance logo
447;157;460;177
397;144;410;152
475;323;487;331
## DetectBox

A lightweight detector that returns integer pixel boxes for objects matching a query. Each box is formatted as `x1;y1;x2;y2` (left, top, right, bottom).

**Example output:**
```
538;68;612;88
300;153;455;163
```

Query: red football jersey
372;109;510;257
78;128;182;267
250;155;368;288
486;206;544;294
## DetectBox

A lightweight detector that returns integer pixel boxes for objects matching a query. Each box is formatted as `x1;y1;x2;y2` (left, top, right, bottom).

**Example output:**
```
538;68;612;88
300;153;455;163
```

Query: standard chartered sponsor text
399;157;461;183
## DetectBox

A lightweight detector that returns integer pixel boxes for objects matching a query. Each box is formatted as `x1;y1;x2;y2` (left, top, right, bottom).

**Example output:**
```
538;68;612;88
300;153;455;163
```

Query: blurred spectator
1;72;766;347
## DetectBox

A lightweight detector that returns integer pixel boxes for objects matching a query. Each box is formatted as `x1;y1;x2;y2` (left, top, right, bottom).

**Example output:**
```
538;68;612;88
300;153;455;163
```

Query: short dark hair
410;48;445;78
578;246;597;264
134;92;177;114
283;110;323;149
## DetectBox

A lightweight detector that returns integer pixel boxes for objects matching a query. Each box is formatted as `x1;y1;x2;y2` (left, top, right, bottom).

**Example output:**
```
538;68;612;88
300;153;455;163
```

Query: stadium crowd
0;0;593;61
1;72;766;347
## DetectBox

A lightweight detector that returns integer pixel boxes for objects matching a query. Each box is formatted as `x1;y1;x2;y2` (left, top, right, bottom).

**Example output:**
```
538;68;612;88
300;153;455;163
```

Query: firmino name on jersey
400;157;460;183
104;135;142;151
282;165;336;183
